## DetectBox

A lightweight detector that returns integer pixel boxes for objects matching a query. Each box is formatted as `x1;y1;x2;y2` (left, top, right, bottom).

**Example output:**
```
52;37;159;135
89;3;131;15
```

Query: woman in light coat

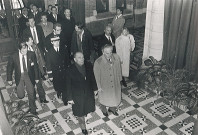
115;27;135;87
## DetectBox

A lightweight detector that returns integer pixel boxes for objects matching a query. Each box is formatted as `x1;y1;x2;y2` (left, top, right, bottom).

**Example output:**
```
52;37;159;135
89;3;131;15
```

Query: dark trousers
16;72;36;113
78;116;86;130
100;104;116;113
53;70;67;102
34;79;46;101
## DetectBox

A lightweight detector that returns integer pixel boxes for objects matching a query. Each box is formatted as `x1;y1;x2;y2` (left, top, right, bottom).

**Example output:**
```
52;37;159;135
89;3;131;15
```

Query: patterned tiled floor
0;28;197;134
0;65;197;135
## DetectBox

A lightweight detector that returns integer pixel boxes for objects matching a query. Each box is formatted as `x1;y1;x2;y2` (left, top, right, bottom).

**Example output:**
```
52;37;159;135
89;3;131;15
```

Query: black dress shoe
108;109;119;116
122;80;127;87
102;112;109;117
40;99;49;103
82;129;88;135
57;91;62;99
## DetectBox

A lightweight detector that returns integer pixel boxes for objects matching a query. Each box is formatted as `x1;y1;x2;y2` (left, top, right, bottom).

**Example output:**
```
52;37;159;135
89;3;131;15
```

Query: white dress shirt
54;46;59;52
19;51;28;73
80;30;84;42
105;34;113;44
30;26;39;44
53;14;57;21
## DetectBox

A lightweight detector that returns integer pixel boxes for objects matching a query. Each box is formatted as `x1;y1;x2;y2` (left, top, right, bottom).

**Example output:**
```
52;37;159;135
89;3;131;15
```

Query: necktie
33;28;37;44
22;55;27;72
108;37;111;43
54;15;57;21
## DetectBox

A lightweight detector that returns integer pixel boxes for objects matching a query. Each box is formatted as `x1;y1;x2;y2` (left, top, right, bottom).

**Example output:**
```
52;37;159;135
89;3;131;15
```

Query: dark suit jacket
46;46;70;78
7;51;39;86
29;12;41;24
61;17;75;47
18;15;29;38
66;62;97;117
47;14;62;24
98;33;115;56
71;28;94;60
23;25;45;54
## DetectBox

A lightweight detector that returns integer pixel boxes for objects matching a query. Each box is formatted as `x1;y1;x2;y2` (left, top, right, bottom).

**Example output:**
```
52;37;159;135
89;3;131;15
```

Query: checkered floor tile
1;28;197;135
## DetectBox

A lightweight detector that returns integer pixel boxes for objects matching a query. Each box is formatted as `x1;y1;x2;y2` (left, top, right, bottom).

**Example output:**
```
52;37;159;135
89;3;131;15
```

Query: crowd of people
6;4;135;135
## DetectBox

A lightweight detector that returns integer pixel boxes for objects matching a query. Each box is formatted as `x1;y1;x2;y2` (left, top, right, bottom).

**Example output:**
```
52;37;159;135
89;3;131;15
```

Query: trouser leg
100;104;108;113
24;73;36;113
78;116;86;130
122;76;127;87
16;75;25;99
36;79;46;100
109;107;117;113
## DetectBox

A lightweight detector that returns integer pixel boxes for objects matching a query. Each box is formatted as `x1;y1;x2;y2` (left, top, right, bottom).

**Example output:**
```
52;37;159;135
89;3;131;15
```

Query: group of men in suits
7;4;77;115
7;4;127;135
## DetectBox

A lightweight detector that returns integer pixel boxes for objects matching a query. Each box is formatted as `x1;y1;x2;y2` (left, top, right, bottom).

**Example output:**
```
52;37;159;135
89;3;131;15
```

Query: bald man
66;52;97;135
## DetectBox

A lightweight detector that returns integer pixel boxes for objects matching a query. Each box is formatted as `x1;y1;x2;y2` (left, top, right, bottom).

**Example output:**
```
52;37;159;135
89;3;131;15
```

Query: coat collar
101;54;116;64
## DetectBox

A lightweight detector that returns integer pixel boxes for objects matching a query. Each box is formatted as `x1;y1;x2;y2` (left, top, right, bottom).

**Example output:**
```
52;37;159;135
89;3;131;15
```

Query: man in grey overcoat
94;44;122;117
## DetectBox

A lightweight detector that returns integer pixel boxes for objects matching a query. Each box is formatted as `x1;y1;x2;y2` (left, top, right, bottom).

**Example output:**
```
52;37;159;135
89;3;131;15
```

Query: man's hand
8;81;13;86
68;100;74;105
44;74;49;80
49;78;53;81
94;91;98;96
35;80;39;83
98;88;103;92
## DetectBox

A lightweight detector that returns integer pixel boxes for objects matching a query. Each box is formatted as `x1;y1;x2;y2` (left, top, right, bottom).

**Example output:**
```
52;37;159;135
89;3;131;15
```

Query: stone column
142;0;165;61
109;0;116;13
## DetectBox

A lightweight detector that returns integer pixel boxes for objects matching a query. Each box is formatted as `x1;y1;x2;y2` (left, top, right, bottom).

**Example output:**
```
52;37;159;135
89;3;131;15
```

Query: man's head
51;37;60;47
48;5;52;12
29;4;34;10
28;16;35;28
38;7;43;12
102;44;113;59
116;7;123;15
74;52;84;66
51;6;57;15
14;10;21;16
104;25;112;36
64;9;71;18
41;13;47;23
32;5;38;13
75;22;84;34
53;23;62;35
122;27;129;36
22;7;28;16
19;42;28;55
24;36;33;46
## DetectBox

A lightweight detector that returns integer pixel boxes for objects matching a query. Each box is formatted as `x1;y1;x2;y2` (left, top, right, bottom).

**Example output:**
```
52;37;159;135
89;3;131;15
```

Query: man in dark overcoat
71;23;95;62
98;25;116;56
46;37;70;104
61;8;76;58
67;52;97;135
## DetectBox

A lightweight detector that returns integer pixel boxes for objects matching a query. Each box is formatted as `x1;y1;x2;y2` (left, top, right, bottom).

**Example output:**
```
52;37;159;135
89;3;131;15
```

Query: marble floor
0;28;196;135
0;69;196;135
